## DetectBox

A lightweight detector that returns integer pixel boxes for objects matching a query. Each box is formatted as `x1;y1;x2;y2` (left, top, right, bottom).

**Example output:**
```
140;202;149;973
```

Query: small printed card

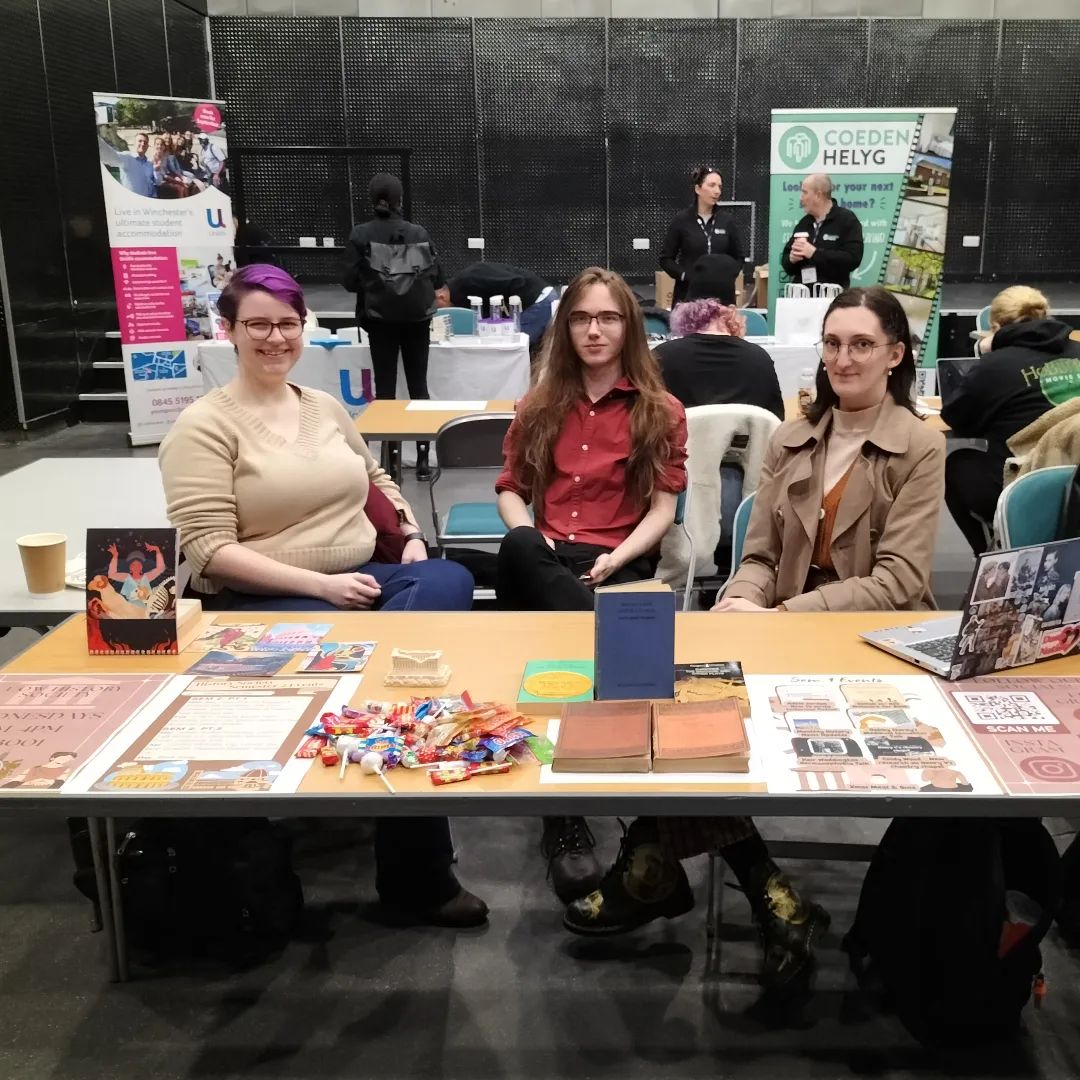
188;622;268;654
252;623;332;653
184;651;293;677
297;641;376;674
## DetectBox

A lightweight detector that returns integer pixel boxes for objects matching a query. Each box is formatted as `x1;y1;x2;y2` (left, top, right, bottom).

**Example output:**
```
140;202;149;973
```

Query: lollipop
360;750;396;794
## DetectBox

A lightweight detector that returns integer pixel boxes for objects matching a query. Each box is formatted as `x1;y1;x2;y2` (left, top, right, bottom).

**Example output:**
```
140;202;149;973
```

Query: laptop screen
936;356;979;409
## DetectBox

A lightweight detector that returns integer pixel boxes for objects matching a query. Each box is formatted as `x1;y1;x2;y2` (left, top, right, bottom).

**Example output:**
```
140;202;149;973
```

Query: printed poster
0;674;168;792
95;92;234;445
745;674;1000;795
65;674;360;795
769;108;957;366
940;677;1080;797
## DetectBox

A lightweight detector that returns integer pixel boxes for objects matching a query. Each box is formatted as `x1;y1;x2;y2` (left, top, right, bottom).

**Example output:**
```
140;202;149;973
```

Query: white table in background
0;459;167;628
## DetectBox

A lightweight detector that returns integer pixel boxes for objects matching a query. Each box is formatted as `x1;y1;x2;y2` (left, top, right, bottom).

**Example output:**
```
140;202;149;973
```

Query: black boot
541;816;602;904
415;441;432;482
747;862;830;992
563;819;693;935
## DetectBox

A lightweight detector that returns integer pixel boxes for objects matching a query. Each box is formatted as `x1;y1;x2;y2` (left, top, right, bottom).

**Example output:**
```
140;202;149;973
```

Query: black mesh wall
110;0;171;96
209;17;345;146
736;19;870;271
608;19;737;283
985;21;1080;278
474;19;607;281
167;0;211;100
866;19;997;278
342;17;480;281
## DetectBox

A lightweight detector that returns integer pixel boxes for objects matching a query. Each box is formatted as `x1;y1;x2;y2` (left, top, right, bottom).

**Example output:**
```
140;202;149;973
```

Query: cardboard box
750;264;768;309
654;270;675;311
734;270;745;307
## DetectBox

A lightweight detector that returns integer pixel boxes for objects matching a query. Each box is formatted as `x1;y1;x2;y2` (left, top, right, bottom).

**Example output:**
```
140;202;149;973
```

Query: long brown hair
512;267;675;508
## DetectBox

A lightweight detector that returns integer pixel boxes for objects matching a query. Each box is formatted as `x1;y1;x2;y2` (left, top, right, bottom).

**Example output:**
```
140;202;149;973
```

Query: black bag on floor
844;817;1060;1046
115;818;303;967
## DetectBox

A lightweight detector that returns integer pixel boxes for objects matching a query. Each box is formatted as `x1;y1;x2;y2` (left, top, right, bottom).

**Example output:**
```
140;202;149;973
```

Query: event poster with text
769;108;956;367
95;93;234;444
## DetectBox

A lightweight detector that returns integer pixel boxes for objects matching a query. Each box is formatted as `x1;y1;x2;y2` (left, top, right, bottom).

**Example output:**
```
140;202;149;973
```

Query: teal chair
742;310;769;337
436;307;477;335
976;305;992;332
644;314;669;337
994;466;1075;549
672;485;695;609
729;491;756;570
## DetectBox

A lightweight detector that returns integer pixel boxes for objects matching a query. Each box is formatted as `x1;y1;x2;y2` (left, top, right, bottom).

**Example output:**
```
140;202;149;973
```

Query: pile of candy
295;693;540;787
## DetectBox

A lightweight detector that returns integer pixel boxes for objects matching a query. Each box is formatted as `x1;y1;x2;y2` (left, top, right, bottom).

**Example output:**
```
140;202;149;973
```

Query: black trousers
496;525;653;611
945;448;1004;556
374;817;458;906
367;319;431;402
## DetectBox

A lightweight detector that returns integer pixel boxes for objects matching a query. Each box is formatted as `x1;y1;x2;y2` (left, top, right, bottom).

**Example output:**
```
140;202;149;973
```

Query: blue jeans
219;559;475;612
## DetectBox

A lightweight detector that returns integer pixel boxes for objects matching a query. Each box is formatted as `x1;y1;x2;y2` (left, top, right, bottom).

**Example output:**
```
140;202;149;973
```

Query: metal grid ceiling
473;19;607;281
209;17;345;146
343;18;480;281
110;0;171;96
985;21;1080;277
866;20;997;279
166;1;212;101
608;20;738;281
717;19;870;273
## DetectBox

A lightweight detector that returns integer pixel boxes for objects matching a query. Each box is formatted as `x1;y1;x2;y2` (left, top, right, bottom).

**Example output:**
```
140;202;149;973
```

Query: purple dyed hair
670;298;745;338
217;264;307;324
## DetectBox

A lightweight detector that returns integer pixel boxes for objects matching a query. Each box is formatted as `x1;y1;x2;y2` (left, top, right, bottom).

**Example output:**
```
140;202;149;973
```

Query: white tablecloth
197;333;530;415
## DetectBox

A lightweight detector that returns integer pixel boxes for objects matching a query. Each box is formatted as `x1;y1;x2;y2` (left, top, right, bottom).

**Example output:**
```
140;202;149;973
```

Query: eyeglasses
239;318;304;341
568;311;625;331
816;338;897;363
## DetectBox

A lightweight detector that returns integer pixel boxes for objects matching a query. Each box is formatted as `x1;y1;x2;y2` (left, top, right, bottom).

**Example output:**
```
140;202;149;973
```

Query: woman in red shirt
495;266;687;610
495;266;688;907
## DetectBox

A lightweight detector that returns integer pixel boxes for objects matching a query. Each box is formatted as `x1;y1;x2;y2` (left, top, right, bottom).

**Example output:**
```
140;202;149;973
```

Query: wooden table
783;396;949;433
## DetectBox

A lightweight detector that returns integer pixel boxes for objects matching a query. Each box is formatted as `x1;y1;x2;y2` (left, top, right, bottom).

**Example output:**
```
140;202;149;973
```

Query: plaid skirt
658;816;755;860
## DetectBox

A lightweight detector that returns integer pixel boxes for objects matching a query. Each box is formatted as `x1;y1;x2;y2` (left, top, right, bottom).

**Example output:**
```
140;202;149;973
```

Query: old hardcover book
552;700;652;773
651;698;750;773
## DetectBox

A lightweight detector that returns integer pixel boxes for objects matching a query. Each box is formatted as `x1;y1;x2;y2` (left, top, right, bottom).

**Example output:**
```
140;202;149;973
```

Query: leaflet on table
63;674;361;795
937;676;1080;797
744;674;1001;795
0;674;170;793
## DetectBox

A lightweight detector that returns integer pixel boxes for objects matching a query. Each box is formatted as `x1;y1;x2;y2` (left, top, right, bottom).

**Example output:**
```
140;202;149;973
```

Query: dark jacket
654;334;784;421
780;202;864;288
448;262;548;310
342;211;444;324
940;319;1080;460
660;207;747;306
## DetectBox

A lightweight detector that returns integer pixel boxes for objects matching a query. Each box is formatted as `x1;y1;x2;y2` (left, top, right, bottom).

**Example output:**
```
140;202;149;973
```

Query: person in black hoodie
942;286;1080;554
660;165;747;308
344;173;443;479
780;174;864;289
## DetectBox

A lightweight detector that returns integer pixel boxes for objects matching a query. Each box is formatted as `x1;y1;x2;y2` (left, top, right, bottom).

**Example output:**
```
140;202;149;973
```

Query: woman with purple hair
159;263;487;927
653;298;784;418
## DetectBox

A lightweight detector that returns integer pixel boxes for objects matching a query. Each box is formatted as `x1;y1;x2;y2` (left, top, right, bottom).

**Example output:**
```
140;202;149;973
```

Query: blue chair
435;307;477;336
976;305;992;332
742;310;769;336
729;491;756;571
994;466;1075;549
644;314;669;337
672;485;695;609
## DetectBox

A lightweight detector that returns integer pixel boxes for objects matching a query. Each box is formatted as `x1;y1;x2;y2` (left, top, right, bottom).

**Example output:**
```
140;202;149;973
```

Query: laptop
861;536;1080;679
936;356;979;410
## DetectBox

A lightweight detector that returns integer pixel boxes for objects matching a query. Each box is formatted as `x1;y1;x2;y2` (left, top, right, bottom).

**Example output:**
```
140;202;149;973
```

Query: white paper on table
538;718;768;786
405;400;487;411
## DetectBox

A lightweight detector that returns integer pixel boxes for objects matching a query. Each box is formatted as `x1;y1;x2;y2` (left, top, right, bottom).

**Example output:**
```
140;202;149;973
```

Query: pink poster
111;247;185;345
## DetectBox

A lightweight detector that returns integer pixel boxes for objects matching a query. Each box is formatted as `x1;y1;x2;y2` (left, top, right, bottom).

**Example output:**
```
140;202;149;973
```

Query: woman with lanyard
659;165;747;309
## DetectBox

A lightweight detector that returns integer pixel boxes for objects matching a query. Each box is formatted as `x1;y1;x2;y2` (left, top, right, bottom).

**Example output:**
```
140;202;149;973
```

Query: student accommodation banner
95;93;234;444
769;108;957;371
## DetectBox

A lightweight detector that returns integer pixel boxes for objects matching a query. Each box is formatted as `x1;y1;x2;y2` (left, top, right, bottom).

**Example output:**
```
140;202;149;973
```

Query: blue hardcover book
594;580;676;701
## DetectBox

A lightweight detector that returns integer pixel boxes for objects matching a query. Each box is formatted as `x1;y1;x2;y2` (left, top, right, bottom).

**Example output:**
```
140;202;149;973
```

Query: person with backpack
344;173;443;479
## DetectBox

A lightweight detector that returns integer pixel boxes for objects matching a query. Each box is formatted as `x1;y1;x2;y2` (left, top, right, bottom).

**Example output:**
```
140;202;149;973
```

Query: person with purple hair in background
653;297;784;418
159;264;486;928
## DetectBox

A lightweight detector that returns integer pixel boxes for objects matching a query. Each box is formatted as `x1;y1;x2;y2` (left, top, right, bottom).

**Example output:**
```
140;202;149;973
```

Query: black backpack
72;817;303;968
360;236;437;323
844;818;1060;1046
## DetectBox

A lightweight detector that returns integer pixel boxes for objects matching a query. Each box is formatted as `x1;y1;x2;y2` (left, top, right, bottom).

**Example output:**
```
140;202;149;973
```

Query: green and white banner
769;108;957;367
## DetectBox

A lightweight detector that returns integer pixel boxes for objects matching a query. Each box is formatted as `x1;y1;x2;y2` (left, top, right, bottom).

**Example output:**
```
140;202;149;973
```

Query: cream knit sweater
158;385;419;594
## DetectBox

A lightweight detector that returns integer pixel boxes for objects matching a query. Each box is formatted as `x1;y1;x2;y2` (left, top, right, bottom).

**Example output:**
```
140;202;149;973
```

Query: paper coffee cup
16;532;67;597
794;231;809;239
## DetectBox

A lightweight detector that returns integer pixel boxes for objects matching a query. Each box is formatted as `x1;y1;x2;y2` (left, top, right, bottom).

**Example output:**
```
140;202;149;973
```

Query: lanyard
696;213;715;255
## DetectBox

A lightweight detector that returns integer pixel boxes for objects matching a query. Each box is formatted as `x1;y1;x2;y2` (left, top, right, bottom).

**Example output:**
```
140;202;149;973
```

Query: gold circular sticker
523;670;593;698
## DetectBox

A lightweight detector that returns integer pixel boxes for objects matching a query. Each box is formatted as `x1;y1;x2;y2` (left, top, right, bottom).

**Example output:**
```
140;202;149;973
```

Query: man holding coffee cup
781;174;864;290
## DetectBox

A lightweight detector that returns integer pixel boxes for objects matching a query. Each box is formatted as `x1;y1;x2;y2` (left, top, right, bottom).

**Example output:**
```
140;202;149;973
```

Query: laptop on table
861;536;1080;679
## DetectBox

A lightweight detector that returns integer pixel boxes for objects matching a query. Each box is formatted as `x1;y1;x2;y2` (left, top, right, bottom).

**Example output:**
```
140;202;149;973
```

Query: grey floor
2;423;1079;1080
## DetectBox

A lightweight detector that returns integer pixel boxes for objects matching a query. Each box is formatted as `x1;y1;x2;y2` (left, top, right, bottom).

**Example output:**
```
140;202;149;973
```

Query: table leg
379;439;402;484
87;817;119;983
105;818;130;983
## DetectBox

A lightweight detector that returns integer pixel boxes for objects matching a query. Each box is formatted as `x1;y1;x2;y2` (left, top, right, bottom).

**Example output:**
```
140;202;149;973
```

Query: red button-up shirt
496;378;687;548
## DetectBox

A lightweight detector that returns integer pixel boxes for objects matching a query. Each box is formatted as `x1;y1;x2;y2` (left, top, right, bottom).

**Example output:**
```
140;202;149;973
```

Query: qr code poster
952;691;1061;731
